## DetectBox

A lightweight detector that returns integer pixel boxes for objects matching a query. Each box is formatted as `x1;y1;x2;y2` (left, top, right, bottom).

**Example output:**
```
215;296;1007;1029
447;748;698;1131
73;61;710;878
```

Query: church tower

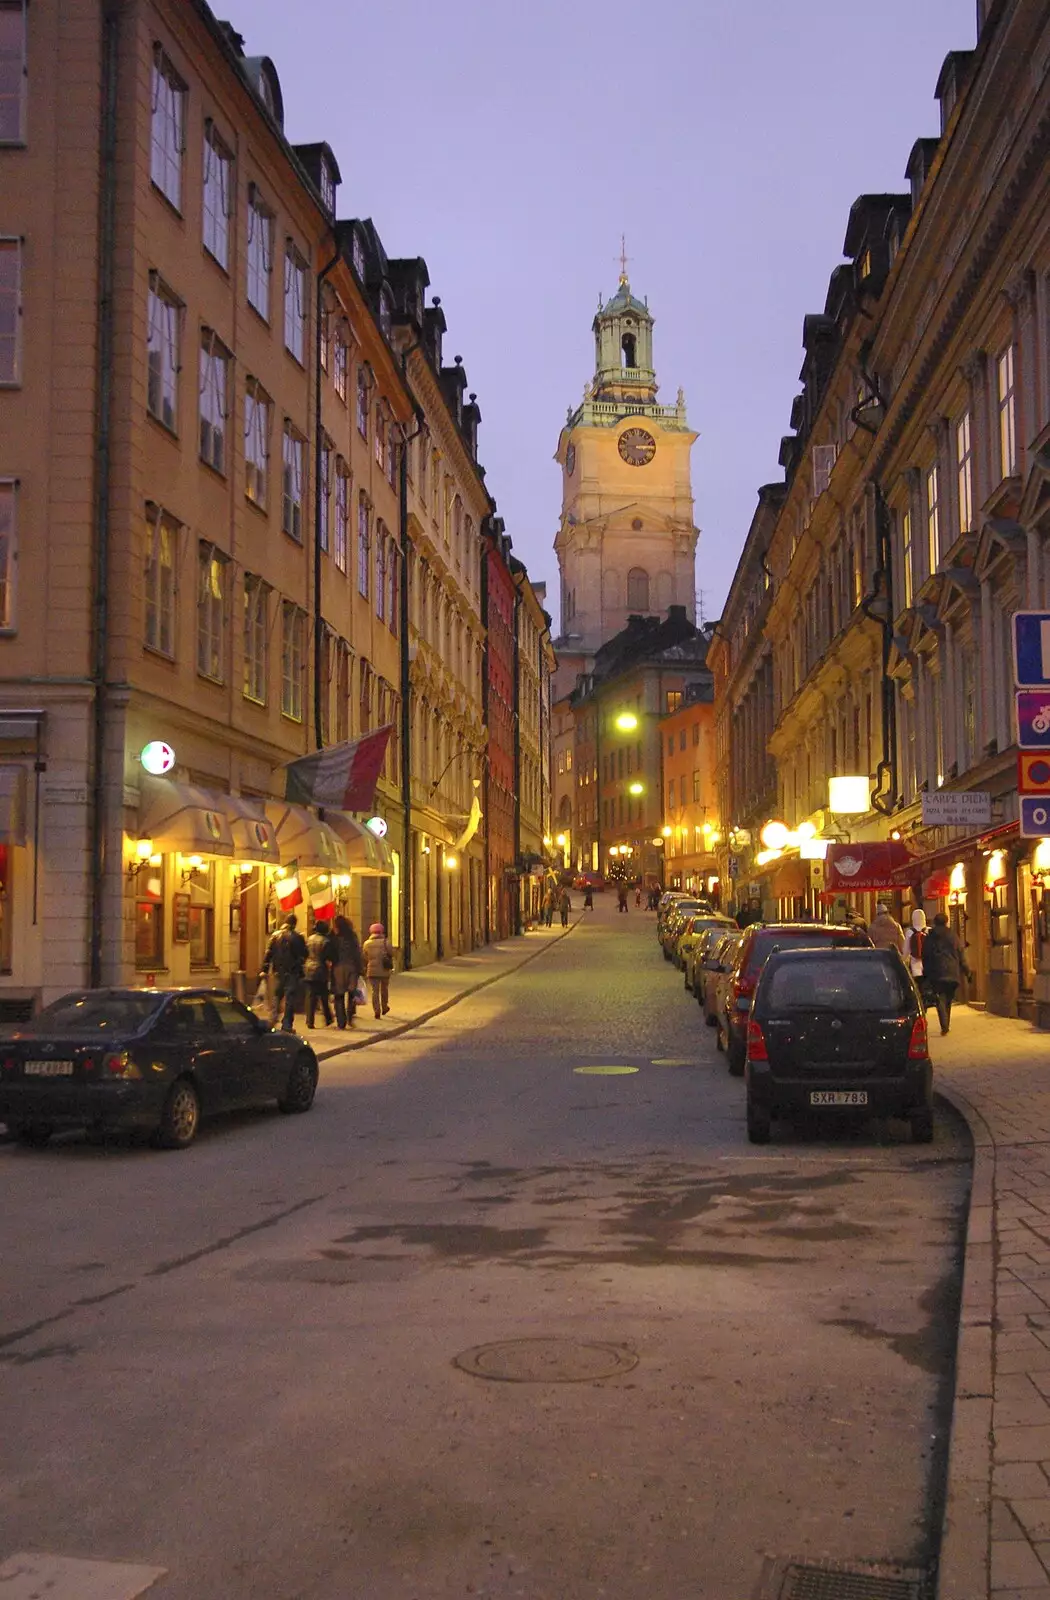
554;265;699;653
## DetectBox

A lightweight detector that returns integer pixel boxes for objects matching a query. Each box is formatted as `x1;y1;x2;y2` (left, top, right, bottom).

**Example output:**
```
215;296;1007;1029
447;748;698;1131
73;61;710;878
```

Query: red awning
825;841;915;892
889;821;1019;885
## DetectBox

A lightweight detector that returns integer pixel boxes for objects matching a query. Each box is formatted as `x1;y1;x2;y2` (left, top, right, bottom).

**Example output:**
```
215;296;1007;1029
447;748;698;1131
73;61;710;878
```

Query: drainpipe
512;584;522;937
312;248;340;752
89;8;120;990
853;347;898;816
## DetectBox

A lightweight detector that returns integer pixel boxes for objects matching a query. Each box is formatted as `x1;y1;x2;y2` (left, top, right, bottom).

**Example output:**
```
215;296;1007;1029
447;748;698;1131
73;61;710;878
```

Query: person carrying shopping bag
362;922;395;1019
260;914;307;1033
330;914;363;1029
921;912;972;1034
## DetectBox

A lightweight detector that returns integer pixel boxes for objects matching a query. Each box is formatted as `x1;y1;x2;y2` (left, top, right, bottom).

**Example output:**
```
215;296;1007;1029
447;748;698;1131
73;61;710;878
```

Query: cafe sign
920;791;992;827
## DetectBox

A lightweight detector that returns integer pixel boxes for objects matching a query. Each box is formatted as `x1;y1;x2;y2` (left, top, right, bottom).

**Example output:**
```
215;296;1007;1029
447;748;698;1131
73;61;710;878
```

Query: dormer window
352;230;365;280
858;249;872;282
319;158;335;216
379;289;392;338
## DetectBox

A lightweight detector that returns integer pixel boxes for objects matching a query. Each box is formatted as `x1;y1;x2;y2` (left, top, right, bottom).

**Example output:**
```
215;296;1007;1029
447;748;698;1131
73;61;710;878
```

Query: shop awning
770;857;808;897
825;840;914;892
890;821;1019;885
264;801;347;871
324;811;394;877
138;778;234;858
225;796;281;866
0;766;27;844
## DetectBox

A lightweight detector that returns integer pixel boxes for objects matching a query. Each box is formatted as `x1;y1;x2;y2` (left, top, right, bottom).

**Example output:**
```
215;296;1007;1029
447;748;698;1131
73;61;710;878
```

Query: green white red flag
284;726;392;812
276;860;302;912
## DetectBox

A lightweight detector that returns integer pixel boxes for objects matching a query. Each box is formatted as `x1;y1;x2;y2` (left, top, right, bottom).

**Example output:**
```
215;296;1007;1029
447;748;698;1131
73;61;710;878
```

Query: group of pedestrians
259;912;396;1032
868;901;972;1034
541;886;573;927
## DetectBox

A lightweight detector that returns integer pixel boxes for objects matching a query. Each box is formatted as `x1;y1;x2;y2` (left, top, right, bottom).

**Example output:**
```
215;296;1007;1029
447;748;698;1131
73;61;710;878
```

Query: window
144;507;176;657
357;494;370;596
202;121;232;269
147;276;180;430
0;236;20;384
246;188;272;319
244;380;270;509
692;722;700;746
956;411;973;536
135;892;164;968
356;364;369;437
418;435;428;500
187;862;215;968
566;749;572;772
388;542;399;633
333;332;348;400
319;157;336;215
692;770;701;802
0;4;27;143
319;308;329;374
243;574;269;703
0;478;15;628
198;331;228;472
379;289;392;338
997;345;1017;478
150;48;184;209
319;437;331;553
668;780;676;810
386;421;397;488
666;691;682;715
359;657;372;731
336;639;350;741
901;507;913;608
282;423;304;542
627;567;650;611
351;230;366;280
926;463;940;577
375;526;386;621
281;602;305;720
283;246;306;362
374;406;385;469
196;541;227;682
334;458;349;572
680;729;687;751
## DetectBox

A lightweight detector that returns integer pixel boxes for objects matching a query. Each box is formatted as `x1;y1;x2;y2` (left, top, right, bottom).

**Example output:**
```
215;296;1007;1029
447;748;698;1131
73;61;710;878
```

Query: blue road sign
1021;796;1050;838
1017;689;1050;749
1014;612;1050;686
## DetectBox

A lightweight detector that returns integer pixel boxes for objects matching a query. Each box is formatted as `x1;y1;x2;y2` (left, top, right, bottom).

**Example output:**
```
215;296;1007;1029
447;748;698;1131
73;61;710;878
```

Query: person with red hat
361;922;395;1019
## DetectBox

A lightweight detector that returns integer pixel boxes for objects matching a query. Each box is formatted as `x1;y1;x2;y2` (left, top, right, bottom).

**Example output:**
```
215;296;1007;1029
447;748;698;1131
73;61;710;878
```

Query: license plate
24;1060;75;1076
810;1090;868;1107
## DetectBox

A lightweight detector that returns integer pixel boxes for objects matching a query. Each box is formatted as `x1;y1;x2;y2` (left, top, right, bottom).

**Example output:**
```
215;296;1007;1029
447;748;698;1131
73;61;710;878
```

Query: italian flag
309;876;336;923
276;860;303;912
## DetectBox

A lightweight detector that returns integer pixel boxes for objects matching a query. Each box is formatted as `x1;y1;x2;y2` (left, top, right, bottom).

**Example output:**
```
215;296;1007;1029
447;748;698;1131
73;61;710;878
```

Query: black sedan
0;988;319;1150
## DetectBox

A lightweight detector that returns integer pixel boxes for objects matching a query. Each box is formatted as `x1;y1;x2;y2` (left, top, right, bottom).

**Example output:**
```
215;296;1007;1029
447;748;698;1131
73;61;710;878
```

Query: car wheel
12;1123;54;1148
278;1052;318;1114
154;1078;200;1150
909;1107;934;1144
746;1098;771;1144
727;1040;745;1077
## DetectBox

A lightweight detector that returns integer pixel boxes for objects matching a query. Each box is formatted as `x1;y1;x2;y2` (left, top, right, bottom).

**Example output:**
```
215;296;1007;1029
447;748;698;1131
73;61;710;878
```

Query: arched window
627;567;650;611
621;332;636;368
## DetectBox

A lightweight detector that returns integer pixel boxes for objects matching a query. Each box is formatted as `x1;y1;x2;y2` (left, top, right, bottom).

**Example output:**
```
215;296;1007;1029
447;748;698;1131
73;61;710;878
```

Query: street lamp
828;776;870;814
628;781;644;796
614;711;638;732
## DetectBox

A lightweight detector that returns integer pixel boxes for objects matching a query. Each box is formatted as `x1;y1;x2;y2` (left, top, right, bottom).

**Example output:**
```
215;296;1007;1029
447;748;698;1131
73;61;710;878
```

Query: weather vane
618;234;630;286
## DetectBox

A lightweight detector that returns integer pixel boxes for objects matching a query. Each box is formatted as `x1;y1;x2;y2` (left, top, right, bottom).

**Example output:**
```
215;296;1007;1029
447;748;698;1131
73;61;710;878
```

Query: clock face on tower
565;443;576;475
618;427;656;466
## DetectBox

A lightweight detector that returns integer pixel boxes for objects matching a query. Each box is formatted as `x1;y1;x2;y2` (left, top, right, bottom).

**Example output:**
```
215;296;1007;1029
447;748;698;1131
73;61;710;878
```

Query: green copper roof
599;278;650;318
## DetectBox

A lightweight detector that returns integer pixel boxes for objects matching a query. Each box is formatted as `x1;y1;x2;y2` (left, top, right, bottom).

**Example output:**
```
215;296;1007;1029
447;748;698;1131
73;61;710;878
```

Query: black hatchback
0;988;319;1150
743;948;933;1146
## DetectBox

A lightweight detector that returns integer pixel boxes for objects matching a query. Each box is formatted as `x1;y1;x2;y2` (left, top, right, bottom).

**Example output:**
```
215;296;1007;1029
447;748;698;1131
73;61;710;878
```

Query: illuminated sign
140;740;176;775
365;815;388;838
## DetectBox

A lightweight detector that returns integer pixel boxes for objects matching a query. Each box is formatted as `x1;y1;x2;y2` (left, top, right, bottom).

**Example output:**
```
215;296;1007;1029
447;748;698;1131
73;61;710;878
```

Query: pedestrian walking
868;901;907;955
583;886;594;911
558;887;572;927
542;887;556;928
922;911;972;1034
905;908;929;1005
330;914;363;1029
617;884;629;913
634;883;642;907
260;914;307;1033
362;921;395;1018
304;918;335;1028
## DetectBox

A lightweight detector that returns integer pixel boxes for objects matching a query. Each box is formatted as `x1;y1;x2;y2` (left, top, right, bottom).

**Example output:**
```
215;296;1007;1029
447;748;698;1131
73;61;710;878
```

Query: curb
933;1081;996;1600
313;915;581;1062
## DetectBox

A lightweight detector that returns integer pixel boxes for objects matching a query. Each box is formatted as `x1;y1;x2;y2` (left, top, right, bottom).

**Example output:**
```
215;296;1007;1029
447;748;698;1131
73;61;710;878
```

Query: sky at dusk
242;0;977;631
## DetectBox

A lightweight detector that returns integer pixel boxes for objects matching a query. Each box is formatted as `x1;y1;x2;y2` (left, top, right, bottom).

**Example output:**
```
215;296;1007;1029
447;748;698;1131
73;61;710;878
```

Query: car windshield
764;957;909;1012
29;994;163;1035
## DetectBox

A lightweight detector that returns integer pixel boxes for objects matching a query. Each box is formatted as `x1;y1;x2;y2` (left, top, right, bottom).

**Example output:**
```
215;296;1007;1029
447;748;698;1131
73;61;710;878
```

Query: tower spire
618;234;630;286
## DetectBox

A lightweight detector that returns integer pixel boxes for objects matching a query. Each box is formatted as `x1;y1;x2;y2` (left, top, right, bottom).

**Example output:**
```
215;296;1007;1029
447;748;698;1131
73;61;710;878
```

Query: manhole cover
573;1064;639;1076
453;1337;638;1383
776;1563;927;1600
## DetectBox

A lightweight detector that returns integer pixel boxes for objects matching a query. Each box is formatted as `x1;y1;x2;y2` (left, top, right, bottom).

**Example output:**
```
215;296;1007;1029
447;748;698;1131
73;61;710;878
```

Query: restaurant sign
920;791;992;827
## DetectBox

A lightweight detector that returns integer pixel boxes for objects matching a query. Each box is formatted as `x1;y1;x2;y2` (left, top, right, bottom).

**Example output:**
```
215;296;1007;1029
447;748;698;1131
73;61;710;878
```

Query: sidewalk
936;1005;1050;1598
280;916;578;1061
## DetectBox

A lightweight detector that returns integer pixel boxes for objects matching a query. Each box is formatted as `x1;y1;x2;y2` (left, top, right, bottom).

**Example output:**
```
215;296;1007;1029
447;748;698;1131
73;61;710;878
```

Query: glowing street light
614;711;638;732
828;776;870;814
628;781;644;796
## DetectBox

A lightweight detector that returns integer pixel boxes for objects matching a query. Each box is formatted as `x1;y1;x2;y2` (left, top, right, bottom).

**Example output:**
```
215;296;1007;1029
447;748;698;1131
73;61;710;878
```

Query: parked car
573;872;606;892
655;890;687;938
681;916;736;989
660;899;711;960
699;929;743;1022
744;946;934;1145
0;988;319;1150
717;922;873;1075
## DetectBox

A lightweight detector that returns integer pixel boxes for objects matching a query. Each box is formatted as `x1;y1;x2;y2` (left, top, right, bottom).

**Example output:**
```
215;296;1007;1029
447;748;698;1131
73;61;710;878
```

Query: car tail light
907;1016;929;1059
746;1020;768;1062
1;1057;15;1072
103;1051;141;1080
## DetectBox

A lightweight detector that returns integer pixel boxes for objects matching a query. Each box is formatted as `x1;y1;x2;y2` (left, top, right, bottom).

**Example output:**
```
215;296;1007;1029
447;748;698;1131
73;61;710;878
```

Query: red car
717;922;873;1076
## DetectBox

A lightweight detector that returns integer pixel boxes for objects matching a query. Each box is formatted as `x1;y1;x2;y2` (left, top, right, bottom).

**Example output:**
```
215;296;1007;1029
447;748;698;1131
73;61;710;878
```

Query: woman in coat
304;918;334;1029
361;921;395;1019
330;914;363;1029
921;912;971;1035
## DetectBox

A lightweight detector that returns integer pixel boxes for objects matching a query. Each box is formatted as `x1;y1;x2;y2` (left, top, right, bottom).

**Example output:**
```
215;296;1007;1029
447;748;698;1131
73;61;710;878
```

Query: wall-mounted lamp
445;853;459;871
127;837;156;880
828;776;870;815
614;711;639;733
180;853;204;885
